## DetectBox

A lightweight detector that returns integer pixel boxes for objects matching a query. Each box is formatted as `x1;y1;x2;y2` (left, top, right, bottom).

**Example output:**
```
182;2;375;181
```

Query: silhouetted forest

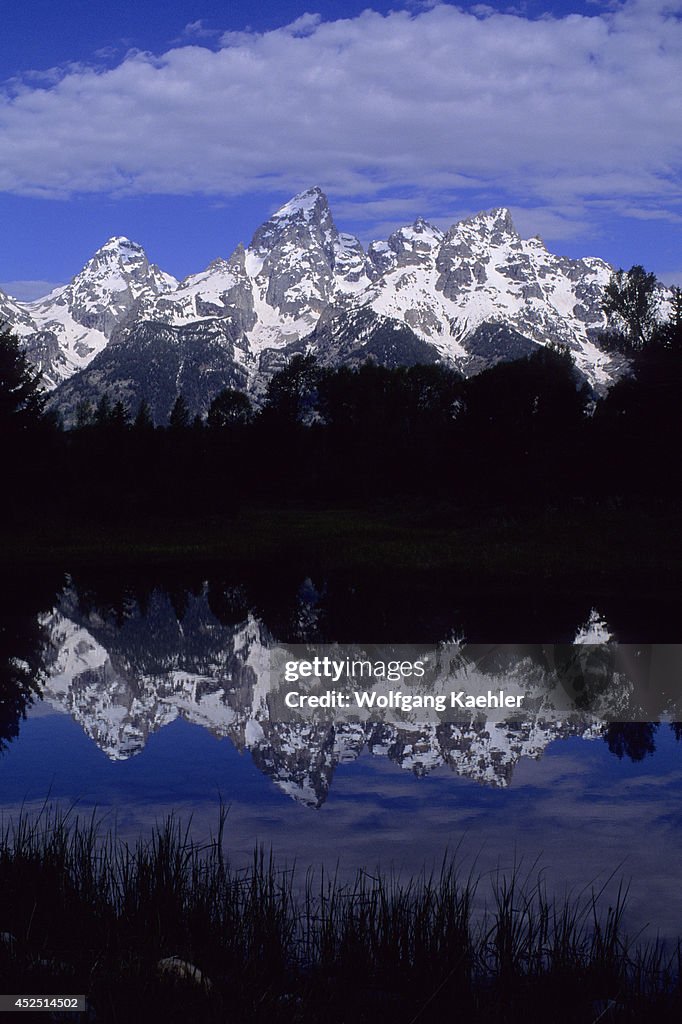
2;275;682;525
3;341;682;522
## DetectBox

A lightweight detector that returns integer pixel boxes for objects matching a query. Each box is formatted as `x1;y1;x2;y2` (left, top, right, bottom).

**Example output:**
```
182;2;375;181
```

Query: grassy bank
3;500;682;582
0;808;679;1023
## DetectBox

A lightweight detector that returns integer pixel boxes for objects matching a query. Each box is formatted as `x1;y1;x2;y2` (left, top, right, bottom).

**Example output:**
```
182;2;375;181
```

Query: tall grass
0;806;679;1022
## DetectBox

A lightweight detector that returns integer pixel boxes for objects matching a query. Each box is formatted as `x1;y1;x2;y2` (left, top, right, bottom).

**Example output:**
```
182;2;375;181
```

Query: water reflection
3;569;682;941
2;571;682;807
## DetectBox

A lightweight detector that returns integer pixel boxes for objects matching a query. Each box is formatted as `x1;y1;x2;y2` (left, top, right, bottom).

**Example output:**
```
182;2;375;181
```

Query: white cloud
0;279;64;300
0;1;681;234
280;13;324;36
507;206;594;243
181;20;217;39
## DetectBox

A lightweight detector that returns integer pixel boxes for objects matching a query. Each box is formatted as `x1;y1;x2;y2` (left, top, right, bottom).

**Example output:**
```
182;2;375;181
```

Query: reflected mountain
22;578;682;807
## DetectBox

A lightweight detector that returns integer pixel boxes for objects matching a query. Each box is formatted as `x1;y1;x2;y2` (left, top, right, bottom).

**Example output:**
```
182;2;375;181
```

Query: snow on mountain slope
358;208;615;384
238;185;373;353
3;188;635;408
131;187;372;360
18;237;178;387
0;286;35;332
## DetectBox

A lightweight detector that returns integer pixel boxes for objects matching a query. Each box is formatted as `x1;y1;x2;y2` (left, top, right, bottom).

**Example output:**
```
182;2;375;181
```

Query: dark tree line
0;324;61;522
2;265;682;522
28;348;682;515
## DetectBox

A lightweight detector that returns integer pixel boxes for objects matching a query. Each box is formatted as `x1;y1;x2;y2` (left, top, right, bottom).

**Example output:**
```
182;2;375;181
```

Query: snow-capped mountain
357;207;616;384
7;237;177;388
1;286;35;333
3;187;631;420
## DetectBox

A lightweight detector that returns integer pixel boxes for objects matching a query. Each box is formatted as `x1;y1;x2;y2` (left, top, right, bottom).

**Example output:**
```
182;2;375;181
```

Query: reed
0;806;679;1022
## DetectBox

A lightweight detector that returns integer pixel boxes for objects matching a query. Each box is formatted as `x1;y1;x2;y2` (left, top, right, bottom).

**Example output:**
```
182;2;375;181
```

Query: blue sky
1;0;680;298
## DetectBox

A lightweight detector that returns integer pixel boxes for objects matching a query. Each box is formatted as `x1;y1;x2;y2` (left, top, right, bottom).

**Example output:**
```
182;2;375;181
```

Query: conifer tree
0;325;58;519
133;399;154;431
94;393;113;428
169;394;190;430
75;399;94;429
0;324;46;431
110;400;130;431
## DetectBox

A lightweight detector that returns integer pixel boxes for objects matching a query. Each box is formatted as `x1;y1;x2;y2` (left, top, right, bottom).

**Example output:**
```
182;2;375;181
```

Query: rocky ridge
2;188;634;421
7;238;177;389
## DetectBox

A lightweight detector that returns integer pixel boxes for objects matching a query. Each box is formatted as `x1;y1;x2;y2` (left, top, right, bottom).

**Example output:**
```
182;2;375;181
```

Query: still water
2;567;682;939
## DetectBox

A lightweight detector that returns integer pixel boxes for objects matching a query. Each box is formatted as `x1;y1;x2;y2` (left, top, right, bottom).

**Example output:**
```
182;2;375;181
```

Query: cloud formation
0;279;64;301
1;1;681;233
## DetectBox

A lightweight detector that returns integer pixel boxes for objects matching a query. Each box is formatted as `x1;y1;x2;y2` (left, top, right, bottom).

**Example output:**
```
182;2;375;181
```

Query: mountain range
1;188;631;423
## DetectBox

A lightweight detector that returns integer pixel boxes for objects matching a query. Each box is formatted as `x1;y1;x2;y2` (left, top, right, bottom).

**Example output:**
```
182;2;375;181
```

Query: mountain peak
96;236;146;255
404;218;444;242
8;192;619;403
413;216;435;229
460;207;517;236
271;186;329;222
76;236;176;293
249;186;337;259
